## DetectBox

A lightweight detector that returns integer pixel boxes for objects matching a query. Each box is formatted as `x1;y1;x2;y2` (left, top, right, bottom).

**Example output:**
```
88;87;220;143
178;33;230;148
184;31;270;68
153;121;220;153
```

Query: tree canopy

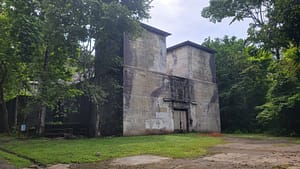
202;0;300;59
202;0;300;135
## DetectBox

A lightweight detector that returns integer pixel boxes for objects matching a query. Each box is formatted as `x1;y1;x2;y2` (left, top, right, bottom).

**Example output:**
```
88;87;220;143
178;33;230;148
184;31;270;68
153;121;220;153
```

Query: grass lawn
0;134;223;167
0;150;32;168
0;133;15;142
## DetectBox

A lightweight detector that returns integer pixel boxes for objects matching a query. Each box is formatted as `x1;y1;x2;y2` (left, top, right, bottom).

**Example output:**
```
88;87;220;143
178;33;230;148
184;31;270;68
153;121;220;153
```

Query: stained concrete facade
123;24;220;136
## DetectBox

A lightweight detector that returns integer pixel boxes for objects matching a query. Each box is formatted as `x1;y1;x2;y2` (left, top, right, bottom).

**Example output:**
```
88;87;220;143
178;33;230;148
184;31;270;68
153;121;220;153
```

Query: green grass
0;133;15;142
0;134;223;166
0;150;32;168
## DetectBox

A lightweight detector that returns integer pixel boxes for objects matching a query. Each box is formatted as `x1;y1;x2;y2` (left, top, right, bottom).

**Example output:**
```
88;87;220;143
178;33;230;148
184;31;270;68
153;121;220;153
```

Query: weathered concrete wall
190;46;216;83
123;25;220;136
192;81;220;132
167;45;221;132
124;30;167;73
167;46;216;82
189;46;220;132
123;68;173;135
123;29;173;136
166;47;190;78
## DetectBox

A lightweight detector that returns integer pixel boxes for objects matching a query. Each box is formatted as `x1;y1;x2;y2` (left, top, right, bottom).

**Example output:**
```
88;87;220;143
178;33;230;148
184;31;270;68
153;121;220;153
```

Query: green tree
1;0;86;134
203;36;271;132
31;0;89;135
257;47;300;135
0;10;14;134
202;0;300;59
0;0;41;134
202;0;300;135
82;0;151;136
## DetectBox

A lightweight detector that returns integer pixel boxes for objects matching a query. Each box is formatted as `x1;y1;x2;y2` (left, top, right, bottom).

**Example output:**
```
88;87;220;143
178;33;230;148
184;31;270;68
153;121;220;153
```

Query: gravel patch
111;155;170;166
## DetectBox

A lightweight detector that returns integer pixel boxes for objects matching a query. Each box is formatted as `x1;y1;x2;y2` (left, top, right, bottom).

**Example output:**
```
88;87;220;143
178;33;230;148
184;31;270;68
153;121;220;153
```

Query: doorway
173;110;189;132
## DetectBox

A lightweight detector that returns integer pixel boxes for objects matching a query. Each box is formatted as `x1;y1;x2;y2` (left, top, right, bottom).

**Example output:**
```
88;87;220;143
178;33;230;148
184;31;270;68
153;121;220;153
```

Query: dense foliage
202;0;300;136
257;47;300;135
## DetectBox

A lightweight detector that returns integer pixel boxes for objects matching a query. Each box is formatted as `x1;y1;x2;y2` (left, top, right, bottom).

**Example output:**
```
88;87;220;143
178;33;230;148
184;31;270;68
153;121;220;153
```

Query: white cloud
144;0;251;47
151;0;183;18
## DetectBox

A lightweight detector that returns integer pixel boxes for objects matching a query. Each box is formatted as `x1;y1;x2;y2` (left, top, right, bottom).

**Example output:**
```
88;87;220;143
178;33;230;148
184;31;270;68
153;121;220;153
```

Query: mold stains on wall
123;24;220;136
209;54;217;83
123;69;134;109
169;76;193;105
123;35;135;66
150;78;169;100
210;88;219;103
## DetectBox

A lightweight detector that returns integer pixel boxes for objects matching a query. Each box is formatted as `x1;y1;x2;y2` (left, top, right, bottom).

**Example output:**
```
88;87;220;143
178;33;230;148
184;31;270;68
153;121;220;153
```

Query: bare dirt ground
1;136;300;169
70;136;300;169
0;159;14;169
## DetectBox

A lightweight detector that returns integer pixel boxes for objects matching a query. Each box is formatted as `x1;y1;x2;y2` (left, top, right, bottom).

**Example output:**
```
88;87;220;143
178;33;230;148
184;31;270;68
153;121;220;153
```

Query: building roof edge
167;41;216;54
141;23;171;37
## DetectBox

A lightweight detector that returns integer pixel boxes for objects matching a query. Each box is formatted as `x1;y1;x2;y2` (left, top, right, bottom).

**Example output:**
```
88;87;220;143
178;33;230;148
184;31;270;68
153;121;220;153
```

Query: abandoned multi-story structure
1;24;220;136
122;24;220;135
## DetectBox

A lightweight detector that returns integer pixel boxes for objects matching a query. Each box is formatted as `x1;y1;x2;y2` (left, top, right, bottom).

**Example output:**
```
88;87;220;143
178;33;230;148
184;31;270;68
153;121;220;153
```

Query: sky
143;0;252;47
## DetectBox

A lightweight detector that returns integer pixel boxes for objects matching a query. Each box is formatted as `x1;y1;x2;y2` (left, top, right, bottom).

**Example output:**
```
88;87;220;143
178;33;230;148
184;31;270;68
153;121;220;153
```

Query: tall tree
0;0;41;134
82;0;151;136
1;0;86;134
257;47;300;135
0;11;13;134
202;0;300;135
202;0;300;59
203;36;271;132
32;0;88;135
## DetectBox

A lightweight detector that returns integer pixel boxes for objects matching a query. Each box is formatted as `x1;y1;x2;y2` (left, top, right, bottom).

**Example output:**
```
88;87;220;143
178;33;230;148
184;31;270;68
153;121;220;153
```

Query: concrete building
0;24;220;137
123;24;220;135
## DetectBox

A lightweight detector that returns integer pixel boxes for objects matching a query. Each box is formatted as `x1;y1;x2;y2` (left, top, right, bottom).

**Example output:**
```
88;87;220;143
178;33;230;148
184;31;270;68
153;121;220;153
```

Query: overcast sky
143;0;251;47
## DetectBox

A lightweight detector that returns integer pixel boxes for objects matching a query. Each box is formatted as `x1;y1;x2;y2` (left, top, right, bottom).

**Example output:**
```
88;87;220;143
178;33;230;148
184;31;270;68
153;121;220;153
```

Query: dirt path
0;159;14;169
70;136;300;169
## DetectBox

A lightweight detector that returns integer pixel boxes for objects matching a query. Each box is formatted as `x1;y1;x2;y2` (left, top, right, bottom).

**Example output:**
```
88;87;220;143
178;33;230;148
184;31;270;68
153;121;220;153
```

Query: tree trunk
37;47;49;136
94;41;102;137
0;84;10;134
275;48;281;60
90;103;101;137
95;109;101;137
14;96;18;131
38;104;46;135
